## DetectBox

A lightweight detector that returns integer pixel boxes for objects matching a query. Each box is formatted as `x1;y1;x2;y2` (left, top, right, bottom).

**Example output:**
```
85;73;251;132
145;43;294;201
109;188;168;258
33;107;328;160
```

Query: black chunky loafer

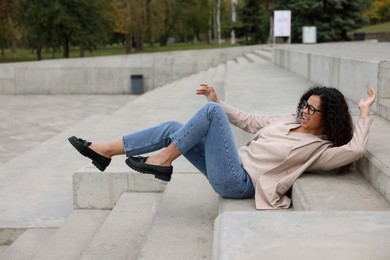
68;136;111;171
125;156;173;182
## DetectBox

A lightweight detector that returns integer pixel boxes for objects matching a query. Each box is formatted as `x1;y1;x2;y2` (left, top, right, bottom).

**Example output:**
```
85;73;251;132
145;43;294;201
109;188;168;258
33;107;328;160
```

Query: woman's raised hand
359;87;377;117
196;83;220;103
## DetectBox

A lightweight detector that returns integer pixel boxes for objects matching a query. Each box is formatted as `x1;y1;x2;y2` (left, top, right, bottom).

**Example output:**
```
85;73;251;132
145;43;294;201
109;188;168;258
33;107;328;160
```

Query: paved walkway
0;95;136;166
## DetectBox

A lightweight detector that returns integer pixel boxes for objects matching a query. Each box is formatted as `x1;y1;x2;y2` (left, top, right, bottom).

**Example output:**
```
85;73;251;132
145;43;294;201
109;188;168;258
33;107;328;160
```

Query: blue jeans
122;102;255;199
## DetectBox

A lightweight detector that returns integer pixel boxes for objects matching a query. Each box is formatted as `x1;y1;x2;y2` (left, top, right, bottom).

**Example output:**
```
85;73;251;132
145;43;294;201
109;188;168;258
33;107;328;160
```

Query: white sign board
274;10;291;37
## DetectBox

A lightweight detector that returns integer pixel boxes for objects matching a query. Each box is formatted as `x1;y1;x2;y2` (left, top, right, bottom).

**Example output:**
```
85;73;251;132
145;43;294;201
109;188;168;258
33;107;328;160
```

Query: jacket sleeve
219;101;278;134
309;116;373;171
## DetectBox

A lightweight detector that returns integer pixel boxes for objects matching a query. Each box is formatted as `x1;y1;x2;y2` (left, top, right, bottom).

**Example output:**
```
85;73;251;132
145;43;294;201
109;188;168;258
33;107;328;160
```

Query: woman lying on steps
69;84;377;209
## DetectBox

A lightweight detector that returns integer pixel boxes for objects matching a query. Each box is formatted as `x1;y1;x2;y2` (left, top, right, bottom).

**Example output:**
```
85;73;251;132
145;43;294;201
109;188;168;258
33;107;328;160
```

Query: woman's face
300;95;324;135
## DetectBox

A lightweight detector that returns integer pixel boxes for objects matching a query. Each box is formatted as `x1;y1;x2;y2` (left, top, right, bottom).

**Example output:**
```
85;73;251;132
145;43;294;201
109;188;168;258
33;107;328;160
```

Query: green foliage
19;0;110;59
274;0;368;43
364;0;390;24
179;0;210;42
236;0;264;44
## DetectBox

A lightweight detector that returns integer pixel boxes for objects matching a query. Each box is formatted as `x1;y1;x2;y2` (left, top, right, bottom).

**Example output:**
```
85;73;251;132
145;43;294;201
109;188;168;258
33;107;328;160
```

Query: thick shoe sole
125;158;171;182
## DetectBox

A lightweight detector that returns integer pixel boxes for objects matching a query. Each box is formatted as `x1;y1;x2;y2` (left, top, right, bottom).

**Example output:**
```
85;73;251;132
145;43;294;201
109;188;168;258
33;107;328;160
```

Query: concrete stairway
213;43;390;259
0;53;231;259
1;44;390;259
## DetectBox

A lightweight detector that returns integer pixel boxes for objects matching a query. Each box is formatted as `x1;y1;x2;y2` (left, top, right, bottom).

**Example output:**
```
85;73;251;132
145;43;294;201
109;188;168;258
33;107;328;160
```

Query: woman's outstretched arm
359;87;377;117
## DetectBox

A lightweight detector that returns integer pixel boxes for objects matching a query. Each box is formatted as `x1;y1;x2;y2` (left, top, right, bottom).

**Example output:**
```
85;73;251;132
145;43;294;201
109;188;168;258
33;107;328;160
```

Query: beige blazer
220;102;373;209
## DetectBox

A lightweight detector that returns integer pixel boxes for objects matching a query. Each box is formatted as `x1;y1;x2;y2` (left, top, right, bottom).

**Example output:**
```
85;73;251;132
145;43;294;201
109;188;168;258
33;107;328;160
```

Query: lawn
351;21;390;34
0;41;234;63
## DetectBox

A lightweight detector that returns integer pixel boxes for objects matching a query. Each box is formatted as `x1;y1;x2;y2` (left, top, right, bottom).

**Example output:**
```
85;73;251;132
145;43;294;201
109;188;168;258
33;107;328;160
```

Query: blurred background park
0;0;389;63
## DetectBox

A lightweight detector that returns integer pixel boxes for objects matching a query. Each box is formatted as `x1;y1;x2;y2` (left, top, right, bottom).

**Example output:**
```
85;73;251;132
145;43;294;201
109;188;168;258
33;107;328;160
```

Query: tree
154;0;180;46
0;0;21;56
20;0;109;59
0;0;10;56
237;0;263;44
364;0;390;24
20;0;54;60
72;0;110;57
180;0;210;43
52;0;109;58
274;0;368;43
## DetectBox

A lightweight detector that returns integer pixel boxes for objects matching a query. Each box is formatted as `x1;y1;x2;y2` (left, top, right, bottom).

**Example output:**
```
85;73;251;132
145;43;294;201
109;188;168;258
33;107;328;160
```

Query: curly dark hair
297;86;353;172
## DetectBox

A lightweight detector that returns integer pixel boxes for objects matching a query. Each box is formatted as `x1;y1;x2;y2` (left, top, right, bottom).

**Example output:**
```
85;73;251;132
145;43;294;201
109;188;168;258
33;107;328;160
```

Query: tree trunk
159;34;168;47
36;41;42;60
146;0;153;46
216;0;221;45
207;0;212;44
63;35;70;58
135;20;143;51
125;29;132;54
80;45;84;57
230;0;237;44
11;40;16;53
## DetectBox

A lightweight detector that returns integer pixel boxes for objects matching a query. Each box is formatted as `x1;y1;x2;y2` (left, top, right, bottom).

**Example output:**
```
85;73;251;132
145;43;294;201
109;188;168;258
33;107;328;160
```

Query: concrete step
0;228;57;260
80;192;162;260
235;56;251;64
218;197;294;214
0;114;111;245
357;115;390;202
33;210;109;260
292;170;390;211
73;165;166;210
252;49;272;62
213;211;390;260
137;173;219;260
204;67;218;80
262;46;272;53
378;98;390;121
245;53;270;64
226;60;236;66
218;197;258;213
224;61;311;115
0;246;7;256
209;63;225;81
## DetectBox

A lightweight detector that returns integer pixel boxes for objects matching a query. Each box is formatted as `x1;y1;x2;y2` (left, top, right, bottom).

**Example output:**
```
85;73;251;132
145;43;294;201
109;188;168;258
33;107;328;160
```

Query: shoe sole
68;136;106;172
125;158;171;182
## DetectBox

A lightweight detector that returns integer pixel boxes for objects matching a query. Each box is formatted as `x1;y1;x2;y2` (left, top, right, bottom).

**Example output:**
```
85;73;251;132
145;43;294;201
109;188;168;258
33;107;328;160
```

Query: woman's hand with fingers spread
359;87;377;117
196;83;220;103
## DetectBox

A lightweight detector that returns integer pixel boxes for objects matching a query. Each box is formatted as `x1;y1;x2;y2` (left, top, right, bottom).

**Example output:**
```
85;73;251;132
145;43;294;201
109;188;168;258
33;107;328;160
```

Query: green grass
351;21;390;34
0;41;234;63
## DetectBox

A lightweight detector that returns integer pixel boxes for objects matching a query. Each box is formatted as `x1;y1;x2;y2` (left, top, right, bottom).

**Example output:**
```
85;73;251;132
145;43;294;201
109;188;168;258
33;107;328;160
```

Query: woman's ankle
145;155;171;167
90;143;111;158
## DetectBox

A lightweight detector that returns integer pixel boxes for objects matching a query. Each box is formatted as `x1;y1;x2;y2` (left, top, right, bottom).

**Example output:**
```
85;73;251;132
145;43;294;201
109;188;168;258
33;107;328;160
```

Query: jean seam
171;106;207;154
213;106;239;182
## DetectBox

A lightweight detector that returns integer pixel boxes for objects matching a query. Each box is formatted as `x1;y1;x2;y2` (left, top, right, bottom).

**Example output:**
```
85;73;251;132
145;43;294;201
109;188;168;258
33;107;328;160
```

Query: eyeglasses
300;100;322;115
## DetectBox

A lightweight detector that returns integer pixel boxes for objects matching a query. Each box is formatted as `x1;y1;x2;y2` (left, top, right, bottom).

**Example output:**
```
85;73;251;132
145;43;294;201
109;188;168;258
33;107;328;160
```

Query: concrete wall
365;32;390;42
0;45;264;94
273;46;390;113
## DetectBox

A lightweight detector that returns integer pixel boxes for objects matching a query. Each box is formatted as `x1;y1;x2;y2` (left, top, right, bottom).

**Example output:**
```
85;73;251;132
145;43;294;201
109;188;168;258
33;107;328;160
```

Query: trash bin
302;26;316;43
354;32;365;41
131;74;144;94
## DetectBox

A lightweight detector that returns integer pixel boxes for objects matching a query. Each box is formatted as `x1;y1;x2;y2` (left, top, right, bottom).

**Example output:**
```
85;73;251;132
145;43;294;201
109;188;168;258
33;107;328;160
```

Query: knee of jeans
165;121;183;133
204;102;224;114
